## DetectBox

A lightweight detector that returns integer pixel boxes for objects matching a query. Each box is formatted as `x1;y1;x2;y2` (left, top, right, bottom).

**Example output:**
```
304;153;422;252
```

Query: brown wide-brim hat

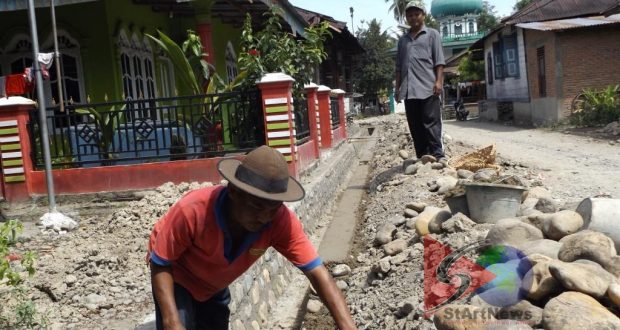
217;145;305;202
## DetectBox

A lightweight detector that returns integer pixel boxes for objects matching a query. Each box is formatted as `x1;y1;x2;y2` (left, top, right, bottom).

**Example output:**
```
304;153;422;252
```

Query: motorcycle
454;99;469;121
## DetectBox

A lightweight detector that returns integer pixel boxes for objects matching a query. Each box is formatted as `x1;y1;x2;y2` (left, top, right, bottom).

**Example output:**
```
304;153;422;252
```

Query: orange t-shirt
148;185;321;301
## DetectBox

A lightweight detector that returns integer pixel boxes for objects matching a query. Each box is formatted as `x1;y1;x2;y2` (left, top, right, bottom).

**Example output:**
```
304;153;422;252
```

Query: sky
289;0;517;37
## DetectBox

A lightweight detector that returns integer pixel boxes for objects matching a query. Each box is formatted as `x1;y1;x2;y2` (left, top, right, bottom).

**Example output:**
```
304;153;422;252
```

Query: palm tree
386;0;440;29
385;0;411;24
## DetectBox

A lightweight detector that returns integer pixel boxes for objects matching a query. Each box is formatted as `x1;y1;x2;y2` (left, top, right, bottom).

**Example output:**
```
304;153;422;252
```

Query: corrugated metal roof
504;0;618;24
516;14;620;31
0;0;98;12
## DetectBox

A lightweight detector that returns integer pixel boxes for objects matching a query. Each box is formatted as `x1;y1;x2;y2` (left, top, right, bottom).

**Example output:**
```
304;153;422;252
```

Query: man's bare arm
305;265;357;329
395;71;402;102
433;65;445;95
151;263;185;330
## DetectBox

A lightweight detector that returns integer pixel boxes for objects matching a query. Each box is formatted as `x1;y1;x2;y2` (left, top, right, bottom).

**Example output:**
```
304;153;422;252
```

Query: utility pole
349;6;355;35
27;0;57;211
28;0;77;231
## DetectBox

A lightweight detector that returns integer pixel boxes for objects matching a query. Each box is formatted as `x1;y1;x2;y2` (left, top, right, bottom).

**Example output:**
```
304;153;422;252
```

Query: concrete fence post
331;89;347;139
0;97;37;202
304;83;320;159
316;85;332;149
256;73;299;177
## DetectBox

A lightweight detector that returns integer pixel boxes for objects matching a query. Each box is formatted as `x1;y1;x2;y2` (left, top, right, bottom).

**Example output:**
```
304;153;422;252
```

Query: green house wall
0;0;244;104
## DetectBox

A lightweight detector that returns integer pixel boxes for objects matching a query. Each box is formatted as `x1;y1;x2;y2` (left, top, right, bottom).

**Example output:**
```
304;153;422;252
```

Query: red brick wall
524;30;557;99
559;25;620;114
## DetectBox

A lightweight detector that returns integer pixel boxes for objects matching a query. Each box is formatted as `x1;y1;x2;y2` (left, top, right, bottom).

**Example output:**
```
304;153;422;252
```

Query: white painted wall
484;27;530;101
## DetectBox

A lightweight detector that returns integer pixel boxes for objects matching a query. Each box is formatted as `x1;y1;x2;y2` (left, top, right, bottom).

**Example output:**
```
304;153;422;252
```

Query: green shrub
570;85;620;126
0;220;44;329
237;5;330;95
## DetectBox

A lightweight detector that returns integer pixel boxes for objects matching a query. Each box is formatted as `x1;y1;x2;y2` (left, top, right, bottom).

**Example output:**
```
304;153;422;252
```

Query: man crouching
147;145;356;329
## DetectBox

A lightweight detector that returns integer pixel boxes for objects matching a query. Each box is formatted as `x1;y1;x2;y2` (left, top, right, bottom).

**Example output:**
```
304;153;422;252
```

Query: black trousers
154;283;230;330
404;96;445;159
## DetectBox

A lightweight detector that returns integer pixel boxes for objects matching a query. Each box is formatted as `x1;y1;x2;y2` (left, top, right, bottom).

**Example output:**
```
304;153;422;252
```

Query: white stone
331;264;351;277
251;282;261;304
549;261;614;298
39;211;78;232
608;282;620;308
231;319;246;330
65;274;78;286
307;299;322;313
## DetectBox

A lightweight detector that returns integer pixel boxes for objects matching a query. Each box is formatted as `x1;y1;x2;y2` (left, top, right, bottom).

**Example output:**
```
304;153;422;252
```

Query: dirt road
443;119;620;203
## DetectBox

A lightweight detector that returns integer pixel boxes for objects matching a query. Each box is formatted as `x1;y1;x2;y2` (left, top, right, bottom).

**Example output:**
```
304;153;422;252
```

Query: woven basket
450;144;500;172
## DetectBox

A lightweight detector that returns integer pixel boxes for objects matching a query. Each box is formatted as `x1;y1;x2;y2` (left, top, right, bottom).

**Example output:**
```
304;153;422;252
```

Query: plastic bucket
445;194;470;217
576;198;620;251
464;182;526;224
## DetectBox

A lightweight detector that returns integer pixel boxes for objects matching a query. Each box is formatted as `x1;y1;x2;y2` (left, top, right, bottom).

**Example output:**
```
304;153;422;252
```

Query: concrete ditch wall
229;142;357;330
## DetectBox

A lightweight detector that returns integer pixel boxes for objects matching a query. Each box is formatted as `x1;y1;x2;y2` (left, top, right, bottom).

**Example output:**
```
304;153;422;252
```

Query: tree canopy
477;1;501;32
514;0;535;12
351;19;395;101
457;52;485;82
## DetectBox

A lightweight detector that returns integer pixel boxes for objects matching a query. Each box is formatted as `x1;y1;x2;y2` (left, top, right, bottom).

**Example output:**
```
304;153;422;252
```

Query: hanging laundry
38;52;54;67
24;65;50;82
0;76;6;98
41;64;50;80
24;67;33;84
5;74;28;96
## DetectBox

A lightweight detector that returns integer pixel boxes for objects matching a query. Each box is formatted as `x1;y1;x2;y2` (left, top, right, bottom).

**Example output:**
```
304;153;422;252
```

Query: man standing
148;146;356;330
395;1;446;163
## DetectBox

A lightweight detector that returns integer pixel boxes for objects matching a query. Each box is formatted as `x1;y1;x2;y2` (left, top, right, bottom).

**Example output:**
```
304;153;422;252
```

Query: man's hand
433;65;444;96
165;322;186;330
433;81;442;96
395;90;401;103
305;265;357;330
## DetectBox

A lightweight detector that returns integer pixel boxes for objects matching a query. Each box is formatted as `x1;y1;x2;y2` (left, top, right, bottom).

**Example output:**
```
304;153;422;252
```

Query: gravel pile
303;115;619;330
2;182;213;329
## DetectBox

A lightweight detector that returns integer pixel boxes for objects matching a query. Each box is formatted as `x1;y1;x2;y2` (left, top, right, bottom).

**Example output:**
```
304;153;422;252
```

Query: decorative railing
330;97;340;129
442;31;486;43
293;96;311;145
28;90;264;169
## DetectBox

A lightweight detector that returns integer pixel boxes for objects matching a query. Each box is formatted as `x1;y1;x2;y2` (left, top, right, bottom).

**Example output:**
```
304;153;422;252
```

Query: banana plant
147;30;203;95
146;29;247;99
146;30;248;151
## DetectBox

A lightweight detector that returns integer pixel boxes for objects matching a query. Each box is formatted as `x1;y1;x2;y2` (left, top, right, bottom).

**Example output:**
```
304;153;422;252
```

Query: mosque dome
430;0;484;18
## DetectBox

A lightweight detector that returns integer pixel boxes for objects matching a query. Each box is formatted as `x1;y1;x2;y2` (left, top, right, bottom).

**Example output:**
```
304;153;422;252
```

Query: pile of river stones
307;116;620;330
425;183;620;330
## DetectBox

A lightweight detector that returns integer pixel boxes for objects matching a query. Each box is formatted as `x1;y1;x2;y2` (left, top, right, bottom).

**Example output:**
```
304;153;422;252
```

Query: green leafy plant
1;220;43;329
351;19;395;106
147;30;246;101
147;30;249;151
237;5;330;95
569;85;620;126
1;287;48;329
75;104;126;161
457;52;485;82
147;30;203;95
0;220;35;286
32;126;76;169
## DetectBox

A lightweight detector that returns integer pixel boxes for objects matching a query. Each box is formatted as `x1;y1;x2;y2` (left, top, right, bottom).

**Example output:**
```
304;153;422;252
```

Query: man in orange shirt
148;146;356;329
